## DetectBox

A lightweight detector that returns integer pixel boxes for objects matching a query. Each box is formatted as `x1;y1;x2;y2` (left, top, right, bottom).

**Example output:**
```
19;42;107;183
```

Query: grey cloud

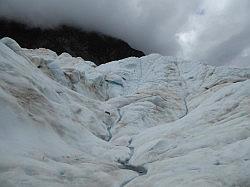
204;27;250;66
0;0;249;67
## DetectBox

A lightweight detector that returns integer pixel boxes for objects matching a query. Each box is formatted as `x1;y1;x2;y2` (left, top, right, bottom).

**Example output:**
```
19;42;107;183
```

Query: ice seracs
0;37;250;186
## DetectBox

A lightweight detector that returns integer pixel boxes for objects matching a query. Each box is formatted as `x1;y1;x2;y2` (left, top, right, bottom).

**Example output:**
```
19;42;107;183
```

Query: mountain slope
0;37;250;187
0;19;145;65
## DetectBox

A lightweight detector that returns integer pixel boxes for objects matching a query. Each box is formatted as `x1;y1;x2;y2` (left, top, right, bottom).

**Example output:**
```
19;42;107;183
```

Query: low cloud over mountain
0;0;249;66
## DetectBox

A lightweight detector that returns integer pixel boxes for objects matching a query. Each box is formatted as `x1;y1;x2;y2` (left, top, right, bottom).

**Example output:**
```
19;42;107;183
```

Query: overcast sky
0;0;249;67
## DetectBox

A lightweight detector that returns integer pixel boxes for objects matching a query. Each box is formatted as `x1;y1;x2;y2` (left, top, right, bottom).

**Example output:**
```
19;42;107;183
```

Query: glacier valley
0;37;250;187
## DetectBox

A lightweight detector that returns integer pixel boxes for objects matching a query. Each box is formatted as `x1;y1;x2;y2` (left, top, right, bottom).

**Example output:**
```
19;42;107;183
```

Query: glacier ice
0;37;250;187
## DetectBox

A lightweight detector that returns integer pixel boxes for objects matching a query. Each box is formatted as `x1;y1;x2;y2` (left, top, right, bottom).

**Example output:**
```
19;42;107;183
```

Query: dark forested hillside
0;19;144;65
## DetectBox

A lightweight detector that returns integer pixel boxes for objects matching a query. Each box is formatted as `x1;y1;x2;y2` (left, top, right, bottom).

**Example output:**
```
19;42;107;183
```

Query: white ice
0;37;250;187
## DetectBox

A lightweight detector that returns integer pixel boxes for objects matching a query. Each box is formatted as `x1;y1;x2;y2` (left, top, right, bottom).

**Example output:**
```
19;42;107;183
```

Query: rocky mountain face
0;19;145;65
0;37;250;187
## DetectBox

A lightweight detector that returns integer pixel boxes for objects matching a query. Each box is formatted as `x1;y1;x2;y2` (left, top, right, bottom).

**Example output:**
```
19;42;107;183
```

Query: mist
0;0;249;67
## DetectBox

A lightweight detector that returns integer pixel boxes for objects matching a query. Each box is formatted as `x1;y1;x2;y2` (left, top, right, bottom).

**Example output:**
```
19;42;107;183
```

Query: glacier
0;37;250;187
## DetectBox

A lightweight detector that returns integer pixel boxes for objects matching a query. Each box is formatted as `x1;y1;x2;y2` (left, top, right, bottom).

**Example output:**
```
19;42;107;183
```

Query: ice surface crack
103;108;122;142
105;79;124;87
118;138;147;186
174;61;189;119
